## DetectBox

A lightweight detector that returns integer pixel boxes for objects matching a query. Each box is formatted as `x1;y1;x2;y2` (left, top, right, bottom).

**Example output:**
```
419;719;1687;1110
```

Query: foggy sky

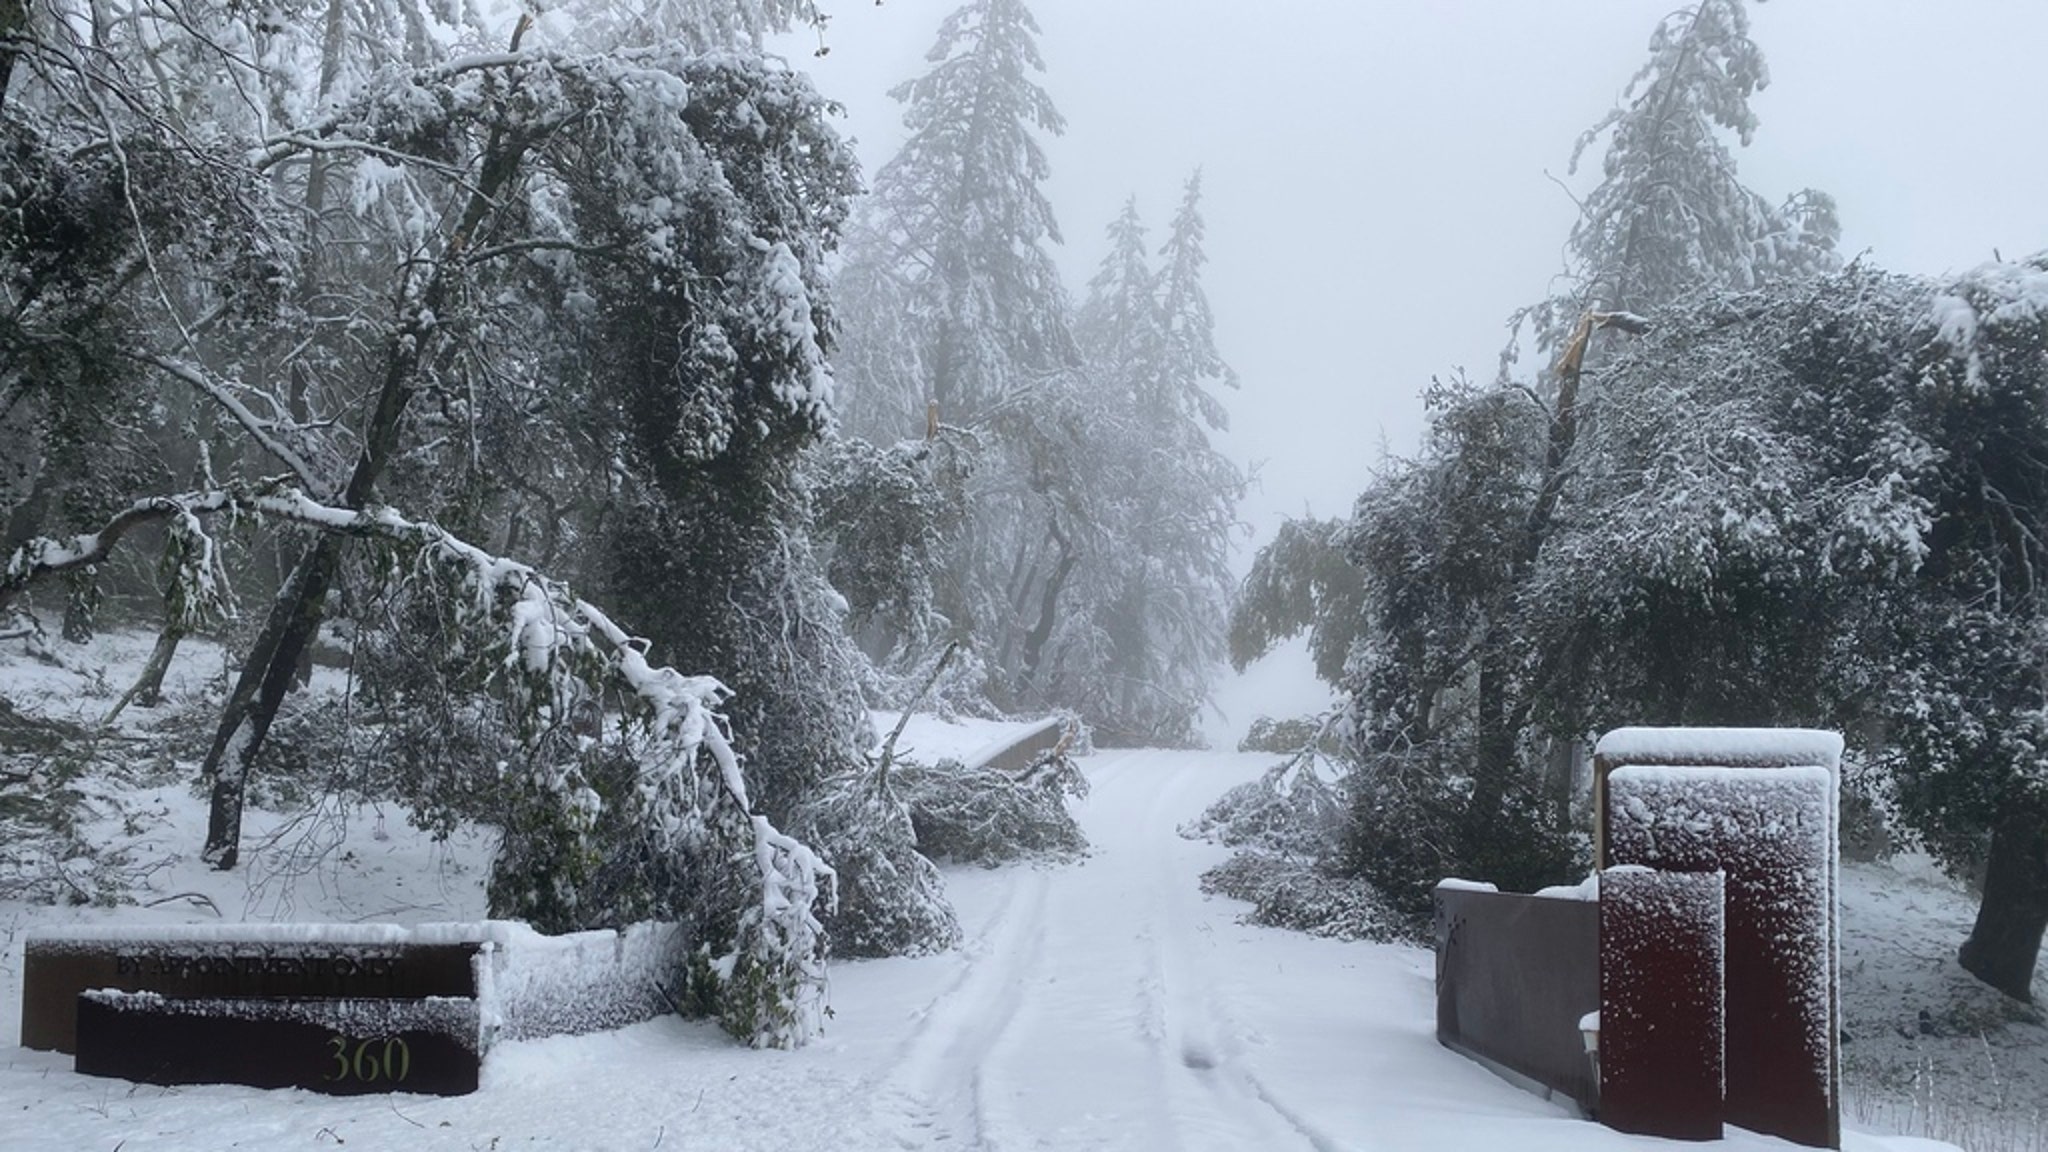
783;0;2048;550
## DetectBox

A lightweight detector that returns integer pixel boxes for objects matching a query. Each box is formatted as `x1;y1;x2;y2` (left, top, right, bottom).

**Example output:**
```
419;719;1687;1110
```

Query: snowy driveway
871;748;1354;1150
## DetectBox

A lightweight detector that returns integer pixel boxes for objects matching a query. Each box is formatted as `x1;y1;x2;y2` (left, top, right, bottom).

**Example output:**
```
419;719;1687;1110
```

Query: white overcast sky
779;0;2048;556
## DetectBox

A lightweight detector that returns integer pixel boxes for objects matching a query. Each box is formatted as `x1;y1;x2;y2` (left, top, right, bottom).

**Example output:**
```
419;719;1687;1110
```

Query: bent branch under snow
1;480;836;1046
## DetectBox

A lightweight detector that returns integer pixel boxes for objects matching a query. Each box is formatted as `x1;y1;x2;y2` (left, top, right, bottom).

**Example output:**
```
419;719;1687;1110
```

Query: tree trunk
287;0;349;425
1958;813;2048;1002
197;25;536;868
1546;736;1576;839
105;620;185;724
61;571;96;643
1018;521;1076;689
1462;638;1515;863
3;459;51;558
0;0;26;113
200;535;344;867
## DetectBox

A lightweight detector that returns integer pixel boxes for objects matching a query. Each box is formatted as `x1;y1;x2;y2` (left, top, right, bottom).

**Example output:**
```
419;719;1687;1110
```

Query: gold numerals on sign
324;1034;413;1084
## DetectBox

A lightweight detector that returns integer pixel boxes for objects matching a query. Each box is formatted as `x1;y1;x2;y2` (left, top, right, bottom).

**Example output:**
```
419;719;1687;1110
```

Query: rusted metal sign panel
1605;762;1839;1149
74;992;481;1096
1599;867;1726;1141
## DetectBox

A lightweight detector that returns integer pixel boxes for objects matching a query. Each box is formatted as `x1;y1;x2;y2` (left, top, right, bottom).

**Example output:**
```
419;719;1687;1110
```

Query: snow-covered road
873;748;1342;1151
1;742;1947;1151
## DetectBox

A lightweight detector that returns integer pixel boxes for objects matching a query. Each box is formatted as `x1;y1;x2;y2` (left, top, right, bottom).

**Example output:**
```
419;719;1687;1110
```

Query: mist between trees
0;0;2041;1054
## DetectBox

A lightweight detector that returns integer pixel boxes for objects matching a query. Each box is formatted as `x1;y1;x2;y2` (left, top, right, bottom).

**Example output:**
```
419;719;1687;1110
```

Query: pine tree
1046;176;1243;744
1564;0;1837;317
841;0;1072;434
827;0;1080;707
1156;172;1238;434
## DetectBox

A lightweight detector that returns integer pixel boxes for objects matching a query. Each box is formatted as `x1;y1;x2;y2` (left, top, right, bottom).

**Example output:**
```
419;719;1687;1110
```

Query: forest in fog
3;0;2046;1053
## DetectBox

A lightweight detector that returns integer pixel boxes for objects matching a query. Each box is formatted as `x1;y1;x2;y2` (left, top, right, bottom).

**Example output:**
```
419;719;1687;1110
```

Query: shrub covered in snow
893;742;1089;867
1236;713;1342;756
1199;851;1416;943
1186;737;1345;858
796;770;960;959
1342;739;1579;915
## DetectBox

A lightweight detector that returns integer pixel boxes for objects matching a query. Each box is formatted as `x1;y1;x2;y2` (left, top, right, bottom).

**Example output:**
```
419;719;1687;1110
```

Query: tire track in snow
875;863;1052;1148
872;745;1357;1151
966;746;1183;1149
1125;748;1345;1152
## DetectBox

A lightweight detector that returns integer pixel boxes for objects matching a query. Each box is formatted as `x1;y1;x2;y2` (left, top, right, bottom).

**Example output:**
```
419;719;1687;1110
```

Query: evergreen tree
828;0;1080;709
1564;0;1838;317
839;0;1071;436
1156;172;1238;433
1043;177;1243;745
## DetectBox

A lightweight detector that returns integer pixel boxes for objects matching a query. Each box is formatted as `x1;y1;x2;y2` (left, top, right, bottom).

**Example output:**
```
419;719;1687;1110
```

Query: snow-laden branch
2;489;238;608
1;481;835;1046
248;51;528;171
124;352;325;491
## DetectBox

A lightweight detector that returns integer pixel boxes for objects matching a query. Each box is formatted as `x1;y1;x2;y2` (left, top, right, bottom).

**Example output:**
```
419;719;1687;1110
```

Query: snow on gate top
1595;727;1843;771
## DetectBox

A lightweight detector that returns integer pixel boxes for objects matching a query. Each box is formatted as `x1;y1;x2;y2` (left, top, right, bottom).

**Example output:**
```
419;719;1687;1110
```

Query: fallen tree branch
2;478;834;1045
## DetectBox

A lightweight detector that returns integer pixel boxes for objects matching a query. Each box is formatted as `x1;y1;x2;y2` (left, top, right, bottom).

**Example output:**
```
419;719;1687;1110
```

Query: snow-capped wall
25;919;695;1060
1598;866;1725;1141
27;921;506;949
1431;884;1600;1115
1595;727;1842;771
478;921;691;1043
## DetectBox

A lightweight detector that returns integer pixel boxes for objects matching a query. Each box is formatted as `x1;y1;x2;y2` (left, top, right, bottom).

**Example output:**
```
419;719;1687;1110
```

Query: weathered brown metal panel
74;993;480;1096
21;938;480;1054
1605;765;1839;1149
1600;868;1725;1141
1434;885;1599;1113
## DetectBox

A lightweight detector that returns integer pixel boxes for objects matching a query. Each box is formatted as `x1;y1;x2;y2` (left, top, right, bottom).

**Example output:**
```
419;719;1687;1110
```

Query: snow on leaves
3;483;835;1047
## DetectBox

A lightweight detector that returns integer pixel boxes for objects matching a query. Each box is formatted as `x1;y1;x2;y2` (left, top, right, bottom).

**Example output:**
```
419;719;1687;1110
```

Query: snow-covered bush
1341;739;1578;916
1186;740;1345;858
894;741;1089;866
1199;851;1414;943
797;771;960;958
1236;714;1341;755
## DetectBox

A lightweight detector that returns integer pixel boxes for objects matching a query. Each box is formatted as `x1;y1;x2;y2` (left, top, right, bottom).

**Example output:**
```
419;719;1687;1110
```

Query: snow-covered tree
827;0;1083;711
3;483;837;1046
1457;258;2048;1000
1266;0;1848;904
836;0;1071;439
0;0;908;1038
1498;258;2048;1001
1038;178;1243;745
1770;260;2048;1002
1563;0;1837;318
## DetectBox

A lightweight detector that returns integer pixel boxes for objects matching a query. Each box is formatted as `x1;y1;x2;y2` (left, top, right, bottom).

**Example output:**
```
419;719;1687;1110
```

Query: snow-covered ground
0;628;2035;1151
